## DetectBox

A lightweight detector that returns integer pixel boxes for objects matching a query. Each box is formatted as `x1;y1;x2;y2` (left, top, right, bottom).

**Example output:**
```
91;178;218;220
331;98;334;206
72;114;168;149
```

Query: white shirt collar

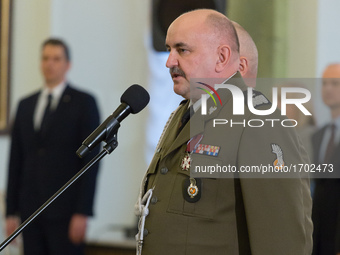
41;81;67;110
33;81;67;130
42;81;67;98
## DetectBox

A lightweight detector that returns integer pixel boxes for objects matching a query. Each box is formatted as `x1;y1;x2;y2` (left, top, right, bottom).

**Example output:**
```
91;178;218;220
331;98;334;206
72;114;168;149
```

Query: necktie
178;105;194;134
324;124;336;163
40;94;53;131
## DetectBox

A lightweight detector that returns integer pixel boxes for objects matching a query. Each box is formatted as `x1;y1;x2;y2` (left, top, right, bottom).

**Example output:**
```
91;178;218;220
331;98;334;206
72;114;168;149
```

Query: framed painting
0;0;12;134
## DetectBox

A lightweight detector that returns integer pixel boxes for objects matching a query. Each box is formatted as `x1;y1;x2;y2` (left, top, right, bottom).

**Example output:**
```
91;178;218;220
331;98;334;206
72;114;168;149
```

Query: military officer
135;9;313;255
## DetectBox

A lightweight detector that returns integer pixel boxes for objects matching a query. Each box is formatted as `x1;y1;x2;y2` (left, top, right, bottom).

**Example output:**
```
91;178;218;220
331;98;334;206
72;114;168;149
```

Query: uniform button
160;167;168;175
143;229;149;236
156;148;161;153
151;196;158;204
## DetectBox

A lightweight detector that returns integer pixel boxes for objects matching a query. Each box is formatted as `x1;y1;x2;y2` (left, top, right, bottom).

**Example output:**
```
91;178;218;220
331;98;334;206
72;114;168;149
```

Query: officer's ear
239;56;248;77
215;45;231;73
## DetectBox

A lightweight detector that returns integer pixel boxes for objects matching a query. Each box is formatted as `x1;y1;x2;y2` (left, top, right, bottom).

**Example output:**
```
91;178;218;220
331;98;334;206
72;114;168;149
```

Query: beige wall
0;0;51;196
286;0;318;78
228;0;318;79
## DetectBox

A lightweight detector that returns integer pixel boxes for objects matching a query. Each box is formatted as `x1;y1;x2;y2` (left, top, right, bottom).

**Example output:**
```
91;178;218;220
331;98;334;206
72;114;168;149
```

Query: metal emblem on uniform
252;93;269;107
208;106;217;115
181;152;192;171
181;134;204;171
183;178;201;203
187;178;199;198
243;89;271;108
271;144;284;170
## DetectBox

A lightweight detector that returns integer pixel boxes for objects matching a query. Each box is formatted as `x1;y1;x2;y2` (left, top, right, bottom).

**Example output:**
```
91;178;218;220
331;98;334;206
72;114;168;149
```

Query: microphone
76;84;150;158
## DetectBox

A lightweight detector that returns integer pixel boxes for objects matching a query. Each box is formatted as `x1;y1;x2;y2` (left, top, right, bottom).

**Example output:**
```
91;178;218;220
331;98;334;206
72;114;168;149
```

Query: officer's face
41;45;70;87
322;65;340;109
165;14;220;100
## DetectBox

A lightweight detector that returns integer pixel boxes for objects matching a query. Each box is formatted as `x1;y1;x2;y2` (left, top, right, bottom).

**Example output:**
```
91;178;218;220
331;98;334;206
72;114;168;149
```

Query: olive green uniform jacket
141;74;313;255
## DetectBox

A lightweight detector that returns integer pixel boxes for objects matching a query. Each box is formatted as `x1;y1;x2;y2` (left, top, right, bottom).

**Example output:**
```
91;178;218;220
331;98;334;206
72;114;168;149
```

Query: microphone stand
0;132;119;252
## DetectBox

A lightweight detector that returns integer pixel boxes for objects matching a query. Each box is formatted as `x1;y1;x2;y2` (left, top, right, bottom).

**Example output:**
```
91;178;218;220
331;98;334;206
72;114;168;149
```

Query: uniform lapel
162;101;189;158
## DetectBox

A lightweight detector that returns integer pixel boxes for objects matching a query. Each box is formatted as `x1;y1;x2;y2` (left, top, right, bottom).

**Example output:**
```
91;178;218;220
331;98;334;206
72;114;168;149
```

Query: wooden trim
0;0;12;134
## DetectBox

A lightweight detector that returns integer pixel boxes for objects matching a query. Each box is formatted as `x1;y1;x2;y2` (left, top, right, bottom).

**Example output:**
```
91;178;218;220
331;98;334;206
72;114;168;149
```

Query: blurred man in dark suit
5;38;100;255
312;63;340;255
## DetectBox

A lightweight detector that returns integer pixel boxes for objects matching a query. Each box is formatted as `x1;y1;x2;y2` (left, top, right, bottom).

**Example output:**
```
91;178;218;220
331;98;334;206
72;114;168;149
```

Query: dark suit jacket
6;85;100;220
312;126;340;254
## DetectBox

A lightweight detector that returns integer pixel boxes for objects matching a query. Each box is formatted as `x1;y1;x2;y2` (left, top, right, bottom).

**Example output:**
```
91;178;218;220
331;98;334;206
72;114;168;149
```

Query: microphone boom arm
76;103;130;159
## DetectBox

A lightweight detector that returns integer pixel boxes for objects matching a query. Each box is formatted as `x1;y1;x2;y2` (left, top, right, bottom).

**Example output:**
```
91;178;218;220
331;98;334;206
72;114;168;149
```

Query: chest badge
181;134;204;171
181;152;191;171
183;178;201;203
187;178;199;198
271;143;284;170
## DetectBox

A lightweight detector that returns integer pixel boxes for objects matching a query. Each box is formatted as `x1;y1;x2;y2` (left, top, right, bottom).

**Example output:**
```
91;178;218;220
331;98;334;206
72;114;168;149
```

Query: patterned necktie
40;94;53;131
324;124;336;163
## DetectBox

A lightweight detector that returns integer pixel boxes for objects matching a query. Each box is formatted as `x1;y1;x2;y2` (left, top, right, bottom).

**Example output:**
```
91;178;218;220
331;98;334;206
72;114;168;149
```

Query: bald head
232;21;258;87
322;63;340;78
170;9;240;54
322;63;340;118
205;11;240;54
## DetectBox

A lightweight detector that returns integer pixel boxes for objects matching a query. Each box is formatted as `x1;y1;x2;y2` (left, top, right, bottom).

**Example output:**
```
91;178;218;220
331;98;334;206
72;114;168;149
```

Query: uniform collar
42;81;67;101
164;73;247;158
189;72;238;113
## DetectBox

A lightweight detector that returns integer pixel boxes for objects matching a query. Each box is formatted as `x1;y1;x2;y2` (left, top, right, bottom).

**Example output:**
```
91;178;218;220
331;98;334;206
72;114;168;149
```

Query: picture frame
0;0;12;134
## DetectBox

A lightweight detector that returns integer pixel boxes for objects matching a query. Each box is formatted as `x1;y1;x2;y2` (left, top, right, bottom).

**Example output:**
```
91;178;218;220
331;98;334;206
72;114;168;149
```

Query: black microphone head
121;84;150;114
